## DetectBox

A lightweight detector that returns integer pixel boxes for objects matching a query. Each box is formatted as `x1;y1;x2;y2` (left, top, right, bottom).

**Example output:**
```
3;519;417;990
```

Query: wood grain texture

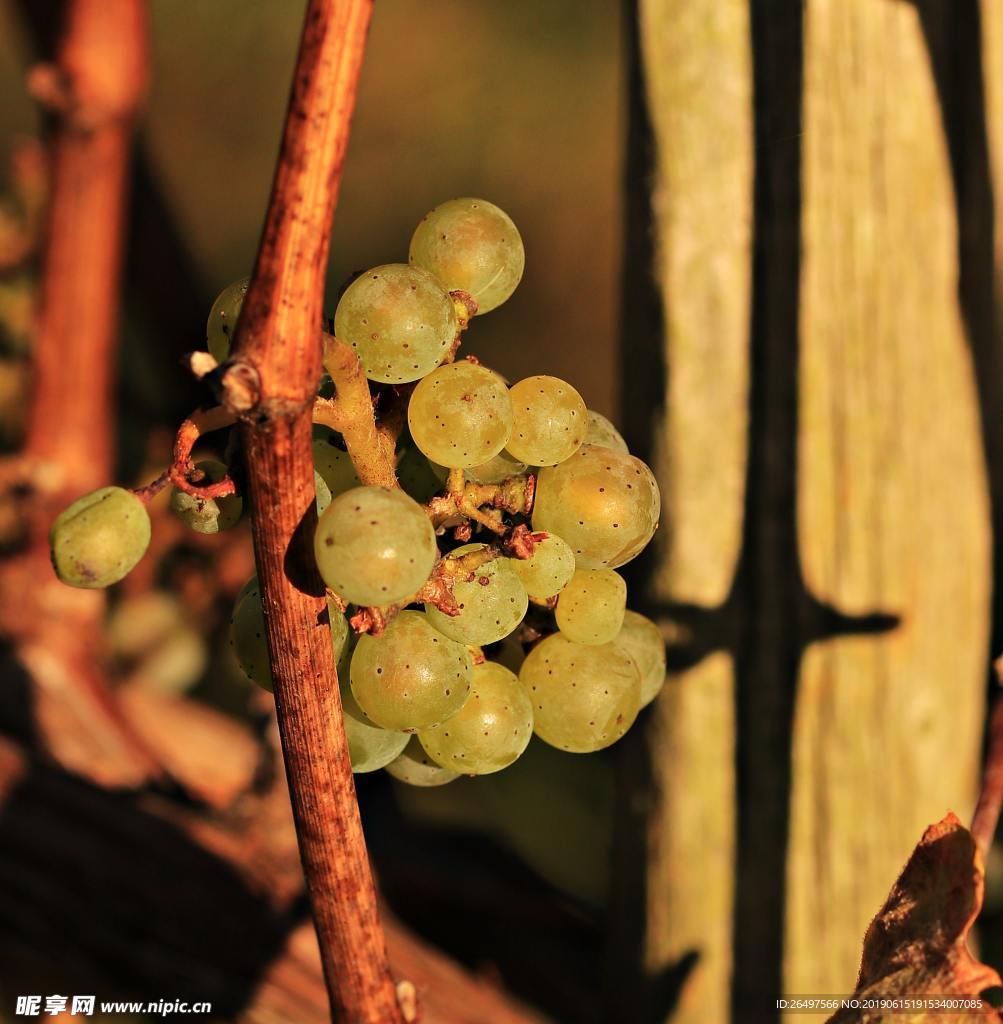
788;0;990;993
626;0;993;1019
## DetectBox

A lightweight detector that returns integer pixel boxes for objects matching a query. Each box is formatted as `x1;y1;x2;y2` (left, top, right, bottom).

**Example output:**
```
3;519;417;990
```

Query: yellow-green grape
554;568;627;646
334;264;457;384
231;584;349;693
506;375;587;467
419;661;533;775
50;486;151;589
313;435;361;499
532;445;660;569
385;735;459;787
409;198;525;314
520;632;641;753
425;543;528;646
397;444;444;504
407;360;513;469
584;409;629;453
206;277;249;362
511;533;575;599
341;675;410;773
314;486;437;606
615;610;666;707
350;610;472;731
169;459;242;534
465;448;527;485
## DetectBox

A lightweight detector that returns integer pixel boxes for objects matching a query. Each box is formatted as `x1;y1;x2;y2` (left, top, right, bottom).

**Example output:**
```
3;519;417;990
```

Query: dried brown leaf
827;813;1002;1022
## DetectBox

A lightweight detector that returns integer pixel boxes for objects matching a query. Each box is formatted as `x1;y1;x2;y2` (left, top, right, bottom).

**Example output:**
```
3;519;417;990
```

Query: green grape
385;735;459;787
409;198;525;314
511;533;575;599
350;610;472;731
465;448;527;484
532;445;660;569
419;661;533;775
584;409;629;453
313;434;361;499
407;360;513;468
425;543;528;646
231;585;349;693
169;459;242;534
554;568;627;645
314;486;437;606
520;632;641;753
397;444;445;504
206;277;249;362
50;486;151;589
314;470;332;515
341;675;409;773
615;610;666;707
506;375;586;467
334;263;457;384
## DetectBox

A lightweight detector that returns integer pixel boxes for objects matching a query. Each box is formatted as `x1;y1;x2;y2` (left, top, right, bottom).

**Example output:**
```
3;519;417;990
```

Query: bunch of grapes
49;197;666;786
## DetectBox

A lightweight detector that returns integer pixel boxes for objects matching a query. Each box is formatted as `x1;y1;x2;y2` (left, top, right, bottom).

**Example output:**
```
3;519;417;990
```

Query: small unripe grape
385;735;459;787
520;632;641;753
511;533;576;599
425;543;528;646
350;610;472;731
419;661;533;775
206;278;249;362
409;198;525;314
334;263;457;384
341;676;409;773
50;486;151;589
170;460;242;534
464;448;527;485
615;609;667;707
584;409;629;453
555;568;627;645
231;584;349;693
407;360;513;469
506;375;587;467
532;445;660;569
314;486;437;606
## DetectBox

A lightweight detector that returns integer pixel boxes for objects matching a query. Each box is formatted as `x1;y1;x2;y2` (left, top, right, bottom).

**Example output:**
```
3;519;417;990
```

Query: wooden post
613;2;994;1020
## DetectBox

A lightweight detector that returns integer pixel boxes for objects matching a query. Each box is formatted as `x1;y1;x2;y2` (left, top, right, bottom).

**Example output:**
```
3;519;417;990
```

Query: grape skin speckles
334;263;456;384
532;445;660;569
314;486;437;606
409;198;524;314
419;661;533;775
506;375;586;467
519;632;641;753
350;611;473;732
407;360;514;469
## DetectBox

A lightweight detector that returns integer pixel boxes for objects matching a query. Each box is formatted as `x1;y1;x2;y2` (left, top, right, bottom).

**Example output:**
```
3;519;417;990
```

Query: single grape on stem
334;263;457;384
49;486;151;589
419;660;533;775
409;197;524;314
314;486;438;606
408;360;514;469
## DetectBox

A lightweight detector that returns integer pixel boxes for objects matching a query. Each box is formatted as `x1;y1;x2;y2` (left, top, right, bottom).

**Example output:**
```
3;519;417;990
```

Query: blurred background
2;1;1003;1023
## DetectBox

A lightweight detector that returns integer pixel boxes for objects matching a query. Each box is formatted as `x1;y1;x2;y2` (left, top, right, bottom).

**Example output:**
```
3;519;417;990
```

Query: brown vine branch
214;1;401;1021
318;333;398;488
0;0;162;784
